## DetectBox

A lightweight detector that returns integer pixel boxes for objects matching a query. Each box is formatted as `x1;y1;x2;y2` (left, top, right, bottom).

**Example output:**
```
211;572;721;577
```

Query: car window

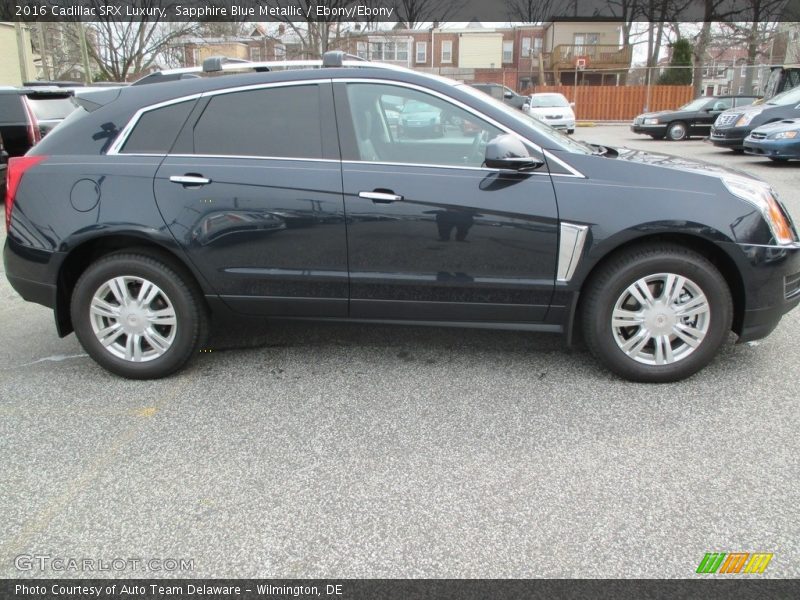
766;85;800;106
344;83;504;168
529;94;570;108
26;97;76;121
711;98;732;111
679;98;710;111
0;94;26;123
193;84;323;159
121;100;195;154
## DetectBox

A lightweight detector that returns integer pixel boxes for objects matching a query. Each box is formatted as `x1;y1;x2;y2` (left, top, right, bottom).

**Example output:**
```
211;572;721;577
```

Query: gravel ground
0;125;798;578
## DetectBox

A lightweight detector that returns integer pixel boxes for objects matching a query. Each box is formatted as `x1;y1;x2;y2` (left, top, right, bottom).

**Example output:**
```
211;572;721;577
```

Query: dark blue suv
5;53;800;381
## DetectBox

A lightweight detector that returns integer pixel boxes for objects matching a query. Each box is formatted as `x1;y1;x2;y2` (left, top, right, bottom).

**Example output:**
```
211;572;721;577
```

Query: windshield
766;85;800;106
27;97;77;121
456;84;594;154
678;98;710;111
529;94;570;108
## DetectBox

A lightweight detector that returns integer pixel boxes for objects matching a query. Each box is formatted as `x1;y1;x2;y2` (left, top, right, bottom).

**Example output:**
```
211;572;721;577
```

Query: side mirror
503;91;514;99
485;134;544;171
569;102;576;108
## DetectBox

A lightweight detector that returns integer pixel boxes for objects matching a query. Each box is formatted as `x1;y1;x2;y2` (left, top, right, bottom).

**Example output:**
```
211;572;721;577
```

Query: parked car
743;118;800;161
469;83;529;111
525;93;576;134
632;95;759;141
397;100;443;138
0;130;7;197
5;51;800;382
0;87;76;159
710;86;800;150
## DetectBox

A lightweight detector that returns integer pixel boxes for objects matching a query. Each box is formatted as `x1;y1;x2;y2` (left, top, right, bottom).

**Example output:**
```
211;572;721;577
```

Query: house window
357;41;367;59
396;41;409;61
503;41;513;63
191;48;199;67
416;41;427;63
384;42;396;61
370;41;383;60
274;44;285;60
740;63;747;76
441;40;452;63
534;37;542;53
574;33;599;55
522;37;531;57
249;47;261;62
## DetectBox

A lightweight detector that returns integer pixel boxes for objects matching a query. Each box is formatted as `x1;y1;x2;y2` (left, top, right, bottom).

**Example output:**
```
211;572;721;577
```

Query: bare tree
265;0;358;58
393;0;458;28
505;0;559;22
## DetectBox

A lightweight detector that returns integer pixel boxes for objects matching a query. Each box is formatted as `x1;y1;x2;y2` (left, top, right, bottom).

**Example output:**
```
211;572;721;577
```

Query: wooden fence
522;85;695;121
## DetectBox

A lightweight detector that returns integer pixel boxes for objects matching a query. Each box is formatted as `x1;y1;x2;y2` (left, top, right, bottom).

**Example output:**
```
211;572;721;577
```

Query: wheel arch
54;234;210;337
571;232;746;343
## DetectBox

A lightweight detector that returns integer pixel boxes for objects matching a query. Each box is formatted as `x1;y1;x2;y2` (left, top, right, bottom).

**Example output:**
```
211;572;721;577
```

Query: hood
611;146;764;183
751;118;800;134
721;104;764;117
637;110;671;118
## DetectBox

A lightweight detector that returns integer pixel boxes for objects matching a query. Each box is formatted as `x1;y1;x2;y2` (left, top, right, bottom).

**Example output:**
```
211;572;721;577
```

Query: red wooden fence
522;85;695;121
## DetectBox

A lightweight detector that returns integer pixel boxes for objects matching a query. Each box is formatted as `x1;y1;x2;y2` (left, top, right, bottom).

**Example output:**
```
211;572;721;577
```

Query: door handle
170;174;211;186
358;191;403;203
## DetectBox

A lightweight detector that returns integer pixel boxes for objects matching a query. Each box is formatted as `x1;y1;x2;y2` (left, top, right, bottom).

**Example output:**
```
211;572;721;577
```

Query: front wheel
667;121;688;141
581;244;732;382
71;252;208;379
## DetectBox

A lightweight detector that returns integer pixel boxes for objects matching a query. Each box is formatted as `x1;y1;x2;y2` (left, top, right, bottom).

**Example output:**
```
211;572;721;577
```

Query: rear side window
121;100;195;154
192;84;323;159
0;94;25;123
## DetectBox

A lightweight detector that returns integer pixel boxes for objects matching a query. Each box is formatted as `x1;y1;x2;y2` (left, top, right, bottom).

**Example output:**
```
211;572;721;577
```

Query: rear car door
333;81;559;322
152;80;348;317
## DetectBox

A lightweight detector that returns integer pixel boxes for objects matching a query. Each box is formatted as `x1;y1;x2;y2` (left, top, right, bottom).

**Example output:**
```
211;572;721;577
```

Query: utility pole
14;22;31;84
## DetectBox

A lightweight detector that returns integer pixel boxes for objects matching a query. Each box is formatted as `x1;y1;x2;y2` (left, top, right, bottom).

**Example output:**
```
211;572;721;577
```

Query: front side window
192;85;322;159
344;83;504;168
441;40;452;63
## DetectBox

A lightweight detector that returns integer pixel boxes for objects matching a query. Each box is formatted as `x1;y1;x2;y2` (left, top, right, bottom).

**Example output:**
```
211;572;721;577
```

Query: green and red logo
696;552;773;574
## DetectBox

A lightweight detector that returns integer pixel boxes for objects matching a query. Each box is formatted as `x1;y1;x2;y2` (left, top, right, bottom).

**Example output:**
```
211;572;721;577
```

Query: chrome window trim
557;223;589;282
107;77;586;179
164;154;340;164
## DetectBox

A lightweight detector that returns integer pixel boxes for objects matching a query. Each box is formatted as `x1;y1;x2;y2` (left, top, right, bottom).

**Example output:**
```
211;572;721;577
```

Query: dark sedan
4;52;799;382
711;86;800;150
632;95;759;141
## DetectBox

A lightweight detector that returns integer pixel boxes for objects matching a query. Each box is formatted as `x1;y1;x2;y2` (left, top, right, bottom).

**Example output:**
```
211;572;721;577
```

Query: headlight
769;130;798;140
735;110;762;127
643;118;660;125
722;176;795;244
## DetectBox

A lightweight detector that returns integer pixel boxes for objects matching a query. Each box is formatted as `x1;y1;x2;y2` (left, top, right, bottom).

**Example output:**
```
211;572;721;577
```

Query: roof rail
131;50;405;85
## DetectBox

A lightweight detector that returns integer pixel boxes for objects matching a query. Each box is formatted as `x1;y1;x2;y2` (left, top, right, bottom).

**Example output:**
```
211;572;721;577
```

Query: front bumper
710;126;748;148
631;123;667;136
743;137;800;159
729;242;800;342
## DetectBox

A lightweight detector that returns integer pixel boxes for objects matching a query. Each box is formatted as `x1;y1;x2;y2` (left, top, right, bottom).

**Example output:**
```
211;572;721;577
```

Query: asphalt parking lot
1;125;798;579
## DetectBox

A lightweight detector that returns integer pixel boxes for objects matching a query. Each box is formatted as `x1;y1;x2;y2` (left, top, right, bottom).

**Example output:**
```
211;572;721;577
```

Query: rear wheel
667;121;688;141
581;244;732;382
71;252;207;379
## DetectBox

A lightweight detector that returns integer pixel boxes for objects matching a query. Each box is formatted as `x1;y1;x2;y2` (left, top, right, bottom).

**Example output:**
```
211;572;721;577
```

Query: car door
152;80;348;317
333;81;559;322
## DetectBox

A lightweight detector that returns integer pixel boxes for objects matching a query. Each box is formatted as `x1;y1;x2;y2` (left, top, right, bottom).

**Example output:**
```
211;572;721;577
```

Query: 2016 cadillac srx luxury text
5;52;800;381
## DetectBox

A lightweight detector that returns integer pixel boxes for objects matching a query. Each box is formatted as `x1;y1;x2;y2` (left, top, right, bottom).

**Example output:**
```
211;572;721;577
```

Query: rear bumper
4;237;60;309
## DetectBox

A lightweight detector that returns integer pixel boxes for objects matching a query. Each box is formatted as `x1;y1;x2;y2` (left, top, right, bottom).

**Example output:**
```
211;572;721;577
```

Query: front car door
333;80;559;323
151;80;348;317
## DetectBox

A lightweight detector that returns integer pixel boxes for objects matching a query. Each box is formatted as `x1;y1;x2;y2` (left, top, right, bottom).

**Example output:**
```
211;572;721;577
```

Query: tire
666;121;688;141
567;129;575;135
581;244;732;383
71;252;208;379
